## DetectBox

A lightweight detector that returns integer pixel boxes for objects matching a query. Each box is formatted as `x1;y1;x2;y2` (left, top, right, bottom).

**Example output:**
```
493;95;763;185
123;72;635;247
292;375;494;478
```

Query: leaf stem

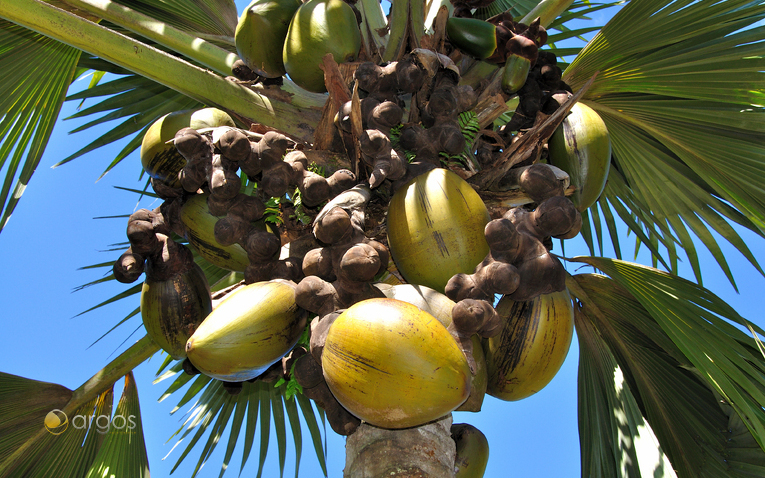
383;0;424;62
60;0;238;75
0;0;324;142
521;0;576;27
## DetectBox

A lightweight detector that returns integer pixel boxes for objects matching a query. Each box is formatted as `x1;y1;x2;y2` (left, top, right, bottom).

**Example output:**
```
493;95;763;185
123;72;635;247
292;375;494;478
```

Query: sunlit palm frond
120;0;238;41
155;370;328;478
564;0;765;286
84;372;150;478
0;371;150;478
0;20;81;234
59;71;202;175
576;311;677;478
569;257;765;477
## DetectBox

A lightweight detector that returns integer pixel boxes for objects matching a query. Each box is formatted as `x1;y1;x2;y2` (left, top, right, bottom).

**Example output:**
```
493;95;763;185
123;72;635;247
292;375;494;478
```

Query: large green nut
452;423;490;478
501;54;531;96
186;281;307;382
140;108;234;187
235;0;302;78
282;0;361;93
446;17;498;60
548;102;612;211
387;168;491;294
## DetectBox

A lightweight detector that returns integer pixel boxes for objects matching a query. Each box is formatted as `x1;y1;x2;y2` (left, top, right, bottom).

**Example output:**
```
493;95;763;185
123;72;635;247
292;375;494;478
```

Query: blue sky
1;2;764;477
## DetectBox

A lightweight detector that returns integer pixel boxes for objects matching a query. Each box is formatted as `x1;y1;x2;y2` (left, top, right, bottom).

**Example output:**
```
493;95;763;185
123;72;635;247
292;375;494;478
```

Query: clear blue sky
1;2;764;477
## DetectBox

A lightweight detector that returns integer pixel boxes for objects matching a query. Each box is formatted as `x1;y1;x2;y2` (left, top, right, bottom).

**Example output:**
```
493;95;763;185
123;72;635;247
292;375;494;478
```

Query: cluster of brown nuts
447;163;581;303
113;207;194;284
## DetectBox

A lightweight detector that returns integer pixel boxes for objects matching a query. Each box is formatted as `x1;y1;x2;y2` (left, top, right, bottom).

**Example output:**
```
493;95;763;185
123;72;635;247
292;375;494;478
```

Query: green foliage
389;123;418;163
571;262;765;476
565;0;765;287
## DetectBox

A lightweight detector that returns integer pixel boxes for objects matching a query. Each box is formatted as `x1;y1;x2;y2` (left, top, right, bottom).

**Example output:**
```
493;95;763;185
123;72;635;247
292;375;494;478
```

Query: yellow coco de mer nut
484;289;574;401
387;168;491;293
140;108;234;187
322;298;471;429
185;281;307;382
376;283;487;412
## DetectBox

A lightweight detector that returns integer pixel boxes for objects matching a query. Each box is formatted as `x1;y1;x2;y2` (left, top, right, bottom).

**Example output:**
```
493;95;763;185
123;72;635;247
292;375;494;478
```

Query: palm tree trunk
345;416;456;478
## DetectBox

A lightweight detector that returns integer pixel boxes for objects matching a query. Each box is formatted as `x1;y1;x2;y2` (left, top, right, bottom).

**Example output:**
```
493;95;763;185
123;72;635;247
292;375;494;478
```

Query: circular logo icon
44;409;68;435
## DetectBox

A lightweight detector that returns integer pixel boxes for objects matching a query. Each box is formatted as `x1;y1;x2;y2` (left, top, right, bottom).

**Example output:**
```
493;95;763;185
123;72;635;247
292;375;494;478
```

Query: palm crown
1;0;764;476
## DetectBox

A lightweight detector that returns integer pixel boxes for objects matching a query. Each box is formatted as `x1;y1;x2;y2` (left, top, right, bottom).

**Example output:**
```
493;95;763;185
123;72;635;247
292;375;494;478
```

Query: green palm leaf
118;0;238;40
0;371;150;478
569;257;765;477
576;309;677;478
84;372;150;478
563;0;765;286
0;20;81;234
156;370;328;477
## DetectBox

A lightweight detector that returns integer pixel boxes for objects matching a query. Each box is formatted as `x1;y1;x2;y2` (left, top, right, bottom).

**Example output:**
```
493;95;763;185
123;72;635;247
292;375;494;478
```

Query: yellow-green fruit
484;289;574;400
180;194;250;272
140;108;235;186
282;0;361;93
387;168;491;293
452;423;489;478
548;102;611;211
185;281;307;382
501;54;531;96
141;263;212;360
322;298;471;429
377;284;487;411
235;0;302;77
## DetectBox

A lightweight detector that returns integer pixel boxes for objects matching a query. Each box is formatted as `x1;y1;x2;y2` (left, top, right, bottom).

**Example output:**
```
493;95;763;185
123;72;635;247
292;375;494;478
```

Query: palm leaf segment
571;257;765;477
0;20;81;233
0;371;149;478
155;363;328;478
564;0;765;286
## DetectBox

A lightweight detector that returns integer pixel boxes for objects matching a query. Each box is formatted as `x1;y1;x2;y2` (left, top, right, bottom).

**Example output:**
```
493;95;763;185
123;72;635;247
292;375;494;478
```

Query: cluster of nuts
149;123;359;286
113;207;194;284
335;50;479;188
446;163;581;303
499;50;572;136
294;186;387;317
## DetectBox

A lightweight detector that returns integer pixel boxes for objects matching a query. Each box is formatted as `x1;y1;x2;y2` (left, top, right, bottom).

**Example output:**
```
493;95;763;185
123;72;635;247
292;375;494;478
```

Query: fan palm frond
569;257;765;477
564;0;765;286
0;370;150;478
155;370;328;478
0;20;81;234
